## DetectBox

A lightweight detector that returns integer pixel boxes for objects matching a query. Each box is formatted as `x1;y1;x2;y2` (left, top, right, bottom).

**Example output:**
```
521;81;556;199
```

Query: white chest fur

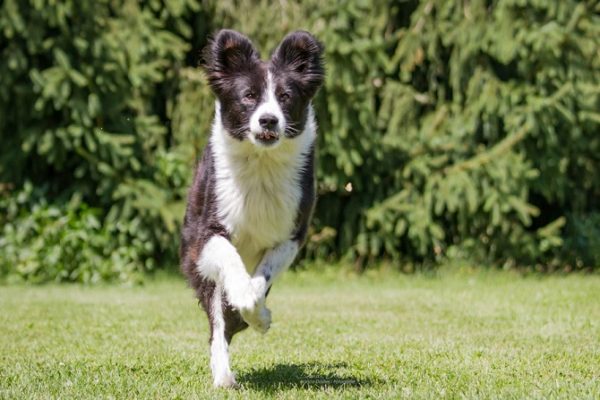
210;110;315;272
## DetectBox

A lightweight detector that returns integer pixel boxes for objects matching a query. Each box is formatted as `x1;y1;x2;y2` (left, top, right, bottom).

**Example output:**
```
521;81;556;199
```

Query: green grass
1;268;599;399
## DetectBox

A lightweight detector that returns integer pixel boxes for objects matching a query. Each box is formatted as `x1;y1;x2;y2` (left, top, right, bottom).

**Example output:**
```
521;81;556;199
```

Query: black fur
202;30;266;141
271;31;325;138
181;30;324;349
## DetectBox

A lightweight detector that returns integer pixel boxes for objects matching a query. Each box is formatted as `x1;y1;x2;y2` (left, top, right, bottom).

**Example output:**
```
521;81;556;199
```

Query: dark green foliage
1;0;598;282
563;213;600;270
0;183;150;283
0;0;199;282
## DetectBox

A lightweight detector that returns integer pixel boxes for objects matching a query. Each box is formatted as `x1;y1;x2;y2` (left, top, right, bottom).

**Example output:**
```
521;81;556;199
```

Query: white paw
213;371;239;389
250;276;267;298
241;304;272;334
257;305;272;333
225;276;259;313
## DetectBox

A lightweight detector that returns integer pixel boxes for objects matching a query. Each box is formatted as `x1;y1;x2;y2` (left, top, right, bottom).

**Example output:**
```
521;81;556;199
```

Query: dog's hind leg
197;235;265;387
205;282;252;388
208;282;239;388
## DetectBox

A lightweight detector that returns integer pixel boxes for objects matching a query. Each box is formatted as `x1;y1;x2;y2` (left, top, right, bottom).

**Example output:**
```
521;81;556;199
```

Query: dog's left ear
272;31;325;98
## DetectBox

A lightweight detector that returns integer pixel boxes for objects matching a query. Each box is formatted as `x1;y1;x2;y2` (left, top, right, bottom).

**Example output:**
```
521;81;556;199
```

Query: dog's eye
278;92;290;102
244;92;256;101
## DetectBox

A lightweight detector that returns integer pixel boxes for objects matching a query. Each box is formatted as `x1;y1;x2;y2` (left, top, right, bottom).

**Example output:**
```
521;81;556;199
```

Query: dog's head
202;30;324;148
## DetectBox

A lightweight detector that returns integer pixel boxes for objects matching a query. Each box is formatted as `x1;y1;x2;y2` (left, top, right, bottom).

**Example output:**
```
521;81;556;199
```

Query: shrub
0;0;198;281
0;183;152;283
1;0;598;282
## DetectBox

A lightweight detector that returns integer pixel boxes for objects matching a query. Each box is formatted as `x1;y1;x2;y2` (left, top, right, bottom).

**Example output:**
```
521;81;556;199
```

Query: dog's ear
272;31;325;98
202;30;260;94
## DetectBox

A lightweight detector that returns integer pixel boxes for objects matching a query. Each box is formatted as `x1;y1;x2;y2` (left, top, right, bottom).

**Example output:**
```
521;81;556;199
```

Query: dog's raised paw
225;277;259;312
257;305;272;333
250;276;268;298
241;304;271;334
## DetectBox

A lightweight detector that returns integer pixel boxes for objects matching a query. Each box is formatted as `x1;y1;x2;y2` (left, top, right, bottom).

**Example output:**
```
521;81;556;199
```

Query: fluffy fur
180;29;324;388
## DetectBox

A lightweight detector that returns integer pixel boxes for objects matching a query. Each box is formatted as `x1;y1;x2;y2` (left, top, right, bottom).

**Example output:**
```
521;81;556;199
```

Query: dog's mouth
255;130;279;146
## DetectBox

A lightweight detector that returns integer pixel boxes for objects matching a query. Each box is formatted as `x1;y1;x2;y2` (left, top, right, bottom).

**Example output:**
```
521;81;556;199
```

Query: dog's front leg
254;240;299;291
197;235;261;313
240;240;300;333
196;235;262;387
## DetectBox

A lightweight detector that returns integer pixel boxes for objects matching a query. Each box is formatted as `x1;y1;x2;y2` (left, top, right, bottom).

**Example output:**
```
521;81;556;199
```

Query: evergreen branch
443;122;531;175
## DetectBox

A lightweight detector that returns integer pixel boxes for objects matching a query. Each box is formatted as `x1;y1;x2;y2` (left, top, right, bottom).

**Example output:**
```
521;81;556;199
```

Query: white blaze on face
249;72;286;140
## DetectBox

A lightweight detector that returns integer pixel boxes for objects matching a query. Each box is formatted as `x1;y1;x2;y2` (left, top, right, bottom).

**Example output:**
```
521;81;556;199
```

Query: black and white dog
180;30;324;388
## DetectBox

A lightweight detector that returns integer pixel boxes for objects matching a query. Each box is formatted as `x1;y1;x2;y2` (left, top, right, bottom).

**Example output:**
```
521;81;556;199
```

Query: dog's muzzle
255;130;279;145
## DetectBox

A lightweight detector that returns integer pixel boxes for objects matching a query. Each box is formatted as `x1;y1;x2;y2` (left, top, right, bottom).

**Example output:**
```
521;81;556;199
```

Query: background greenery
1;0;599;282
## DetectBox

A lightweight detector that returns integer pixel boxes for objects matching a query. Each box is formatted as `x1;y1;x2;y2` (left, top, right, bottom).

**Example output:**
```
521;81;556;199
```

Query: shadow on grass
238;362;373;391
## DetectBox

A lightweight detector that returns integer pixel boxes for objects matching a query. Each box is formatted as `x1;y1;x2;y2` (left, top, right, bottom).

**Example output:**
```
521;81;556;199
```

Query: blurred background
0;0;598;283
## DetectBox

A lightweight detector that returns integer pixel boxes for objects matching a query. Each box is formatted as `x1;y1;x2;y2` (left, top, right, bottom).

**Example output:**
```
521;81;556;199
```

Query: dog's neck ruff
210;101;316;272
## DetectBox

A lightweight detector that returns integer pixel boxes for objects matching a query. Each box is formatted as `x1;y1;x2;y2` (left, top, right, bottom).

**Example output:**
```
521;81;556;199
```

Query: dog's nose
259;114;279;130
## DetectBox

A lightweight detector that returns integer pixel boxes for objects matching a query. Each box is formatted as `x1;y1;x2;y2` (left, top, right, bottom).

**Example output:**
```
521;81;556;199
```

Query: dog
180;29;324;388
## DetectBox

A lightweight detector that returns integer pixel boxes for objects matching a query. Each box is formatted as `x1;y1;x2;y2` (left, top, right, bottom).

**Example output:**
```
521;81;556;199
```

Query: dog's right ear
202;30;259;94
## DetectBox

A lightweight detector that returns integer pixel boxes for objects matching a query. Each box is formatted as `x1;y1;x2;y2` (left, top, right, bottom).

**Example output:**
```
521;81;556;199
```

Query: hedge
1;0;598;282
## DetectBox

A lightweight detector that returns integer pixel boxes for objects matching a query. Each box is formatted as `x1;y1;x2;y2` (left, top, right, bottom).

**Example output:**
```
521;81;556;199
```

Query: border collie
180;29;324;388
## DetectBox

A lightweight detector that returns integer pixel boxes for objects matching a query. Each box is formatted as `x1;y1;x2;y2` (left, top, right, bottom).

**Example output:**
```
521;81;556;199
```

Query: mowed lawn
1;268;599;399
